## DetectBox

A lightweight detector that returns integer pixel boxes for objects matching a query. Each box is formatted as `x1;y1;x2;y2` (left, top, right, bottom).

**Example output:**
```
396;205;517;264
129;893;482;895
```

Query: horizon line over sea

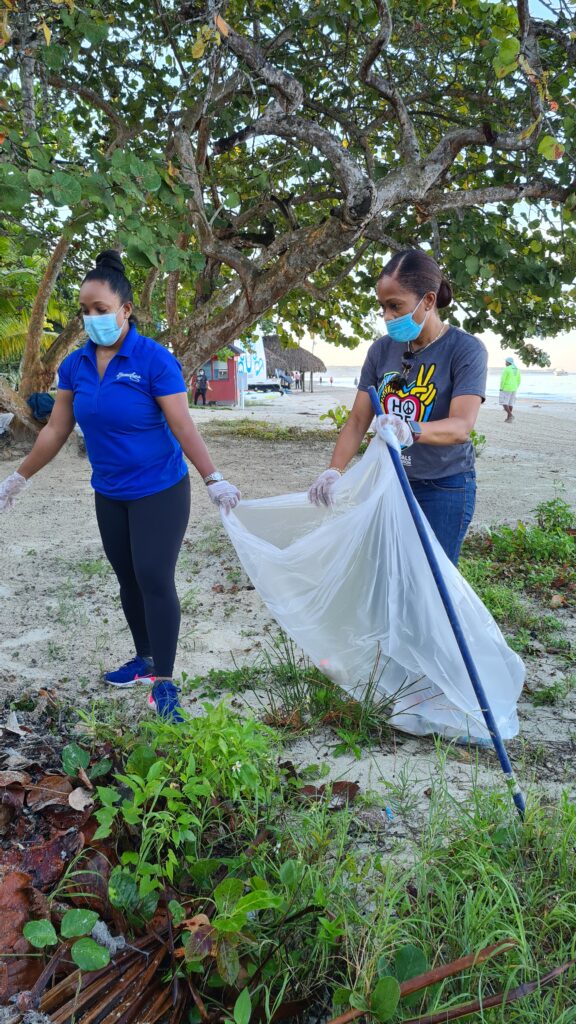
316;366;576;403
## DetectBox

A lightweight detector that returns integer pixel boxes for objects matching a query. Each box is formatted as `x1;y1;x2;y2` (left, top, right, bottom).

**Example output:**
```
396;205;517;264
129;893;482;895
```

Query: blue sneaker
105;656;155;688
148;680;184;723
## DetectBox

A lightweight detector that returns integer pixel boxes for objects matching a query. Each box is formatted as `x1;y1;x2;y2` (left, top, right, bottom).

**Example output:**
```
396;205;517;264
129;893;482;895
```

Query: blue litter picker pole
368;386;526;818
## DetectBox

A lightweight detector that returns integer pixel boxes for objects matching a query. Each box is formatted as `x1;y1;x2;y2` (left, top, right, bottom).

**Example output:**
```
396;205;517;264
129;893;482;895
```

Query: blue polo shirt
58;326;188;500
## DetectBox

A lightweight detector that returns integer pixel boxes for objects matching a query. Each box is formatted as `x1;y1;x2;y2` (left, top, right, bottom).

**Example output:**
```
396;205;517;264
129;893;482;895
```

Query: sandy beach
0;388;573;693
0;388;575;821
191;385;576;524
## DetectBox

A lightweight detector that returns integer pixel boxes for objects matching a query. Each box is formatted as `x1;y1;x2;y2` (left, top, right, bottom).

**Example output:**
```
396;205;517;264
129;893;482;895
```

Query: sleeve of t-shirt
451;336;488;401
57;354;74;390
150;348;187;396
357;342;380;392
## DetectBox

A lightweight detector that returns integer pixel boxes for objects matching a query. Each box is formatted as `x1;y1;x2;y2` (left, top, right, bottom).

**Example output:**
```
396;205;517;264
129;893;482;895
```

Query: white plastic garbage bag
222;436;524;739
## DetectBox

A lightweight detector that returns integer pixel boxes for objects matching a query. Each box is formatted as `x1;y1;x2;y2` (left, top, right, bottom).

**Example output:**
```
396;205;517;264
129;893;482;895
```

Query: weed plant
65;710;576;1021
203;418;336;443
463;496;575;610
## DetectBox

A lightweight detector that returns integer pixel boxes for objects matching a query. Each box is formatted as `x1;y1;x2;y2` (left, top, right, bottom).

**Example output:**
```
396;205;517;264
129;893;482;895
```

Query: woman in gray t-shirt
308;249;487;564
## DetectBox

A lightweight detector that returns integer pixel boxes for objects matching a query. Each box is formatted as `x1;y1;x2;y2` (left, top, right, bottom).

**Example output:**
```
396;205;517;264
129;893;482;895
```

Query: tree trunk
171;214;365;379
0;316;84;441
0;377;39;438
19;234;72;399
40;315;84;377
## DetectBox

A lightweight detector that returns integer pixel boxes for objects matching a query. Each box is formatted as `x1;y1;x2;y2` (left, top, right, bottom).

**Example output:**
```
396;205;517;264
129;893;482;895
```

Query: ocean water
317;367;576;403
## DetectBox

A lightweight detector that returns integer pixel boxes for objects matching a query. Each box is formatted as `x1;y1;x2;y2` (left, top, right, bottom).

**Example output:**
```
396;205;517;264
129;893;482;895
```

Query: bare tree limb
215;13;304;113
35;314;85;393
140;267;161;316
420;179;571;215
215;110;375;225
47;74;125;128
300;239;373;299
517;0;545;123
165;232;189;328
359;0;420;163
17;2;37;135
174;130;258;300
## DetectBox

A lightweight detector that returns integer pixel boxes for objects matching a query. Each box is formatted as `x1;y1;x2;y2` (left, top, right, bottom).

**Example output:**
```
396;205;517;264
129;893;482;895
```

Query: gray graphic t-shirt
358;326;487;480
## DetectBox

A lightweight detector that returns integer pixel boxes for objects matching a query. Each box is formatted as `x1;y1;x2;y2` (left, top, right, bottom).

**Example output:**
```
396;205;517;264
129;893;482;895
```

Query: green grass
461;496;575;660
463;496;576;611
70;692;576;1022
529;673;576;707
75;557;111;577
202;417;336;442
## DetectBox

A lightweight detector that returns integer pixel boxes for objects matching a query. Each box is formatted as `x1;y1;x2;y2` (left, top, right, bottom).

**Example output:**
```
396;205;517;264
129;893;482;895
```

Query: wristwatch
408;420;422;442
203;471;224;485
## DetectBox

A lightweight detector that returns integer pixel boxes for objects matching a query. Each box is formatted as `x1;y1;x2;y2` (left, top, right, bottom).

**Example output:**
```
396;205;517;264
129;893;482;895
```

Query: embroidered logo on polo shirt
116;372;142;383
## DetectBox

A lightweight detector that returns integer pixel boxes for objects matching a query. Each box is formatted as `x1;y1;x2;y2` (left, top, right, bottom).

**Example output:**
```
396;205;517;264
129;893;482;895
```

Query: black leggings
95;475;191;678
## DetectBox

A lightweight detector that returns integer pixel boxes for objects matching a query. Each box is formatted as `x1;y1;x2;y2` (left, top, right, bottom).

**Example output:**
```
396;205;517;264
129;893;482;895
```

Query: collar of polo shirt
82;323;139;363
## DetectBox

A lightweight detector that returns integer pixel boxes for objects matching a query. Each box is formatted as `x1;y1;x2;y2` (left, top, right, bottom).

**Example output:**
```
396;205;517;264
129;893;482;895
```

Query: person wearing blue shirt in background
0;251;240;721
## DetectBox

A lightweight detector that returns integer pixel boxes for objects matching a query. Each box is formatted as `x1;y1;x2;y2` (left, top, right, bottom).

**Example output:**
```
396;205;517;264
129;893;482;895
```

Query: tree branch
39;314;85;384
47;74;125;128
420;180;571;215
301;239;373;299
17;2;37;136
215;14;304;113
174;130;258;301
517;0;545;123
359;0;420;163
215;111;375;225
140;267;161;316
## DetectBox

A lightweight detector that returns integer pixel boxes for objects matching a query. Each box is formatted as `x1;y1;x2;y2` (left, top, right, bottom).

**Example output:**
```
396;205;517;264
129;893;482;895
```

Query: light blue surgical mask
386;296;430;344
83;308;127;347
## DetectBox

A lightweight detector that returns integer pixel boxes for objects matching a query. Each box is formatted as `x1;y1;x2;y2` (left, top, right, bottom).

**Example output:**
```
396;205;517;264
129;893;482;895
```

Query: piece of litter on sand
4;711;26;737
384;806;394;822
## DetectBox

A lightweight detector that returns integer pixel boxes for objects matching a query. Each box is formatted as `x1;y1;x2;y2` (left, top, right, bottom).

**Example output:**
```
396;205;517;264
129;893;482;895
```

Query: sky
311;327;576;372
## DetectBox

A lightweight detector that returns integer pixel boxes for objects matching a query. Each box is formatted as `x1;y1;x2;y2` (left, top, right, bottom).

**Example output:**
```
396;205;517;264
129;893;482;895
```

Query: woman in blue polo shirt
0;251;240;720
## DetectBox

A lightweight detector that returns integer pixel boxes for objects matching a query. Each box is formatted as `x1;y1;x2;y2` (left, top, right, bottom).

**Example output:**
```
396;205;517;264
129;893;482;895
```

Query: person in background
499;357;521;422
308;249;487;566
0;251;240;721
354;377;359;387
192;368;211;406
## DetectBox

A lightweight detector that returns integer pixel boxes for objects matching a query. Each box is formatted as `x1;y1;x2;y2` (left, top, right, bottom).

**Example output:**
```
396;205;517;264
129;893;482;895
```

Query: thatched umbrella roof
263;335;326;374
262;342;291;374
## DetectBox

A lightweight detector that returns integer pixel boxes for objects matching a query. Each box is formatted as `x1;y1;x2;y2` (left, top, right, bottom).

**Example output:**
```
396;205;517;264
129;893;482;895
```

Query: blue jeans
409;471;476;565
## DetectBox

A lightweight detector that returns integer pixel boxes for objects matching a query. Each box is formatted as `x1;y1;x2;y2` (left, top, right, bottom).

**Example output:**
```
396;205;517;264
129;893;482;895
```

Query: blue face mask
83;308;127;347
386;296;430;344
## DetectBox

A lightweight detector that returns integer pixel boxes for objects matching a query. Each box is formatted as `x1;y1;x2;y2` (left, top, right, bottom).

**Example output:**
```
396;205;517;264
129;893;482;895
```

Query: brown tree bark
19;234;72;399
0;377;39;438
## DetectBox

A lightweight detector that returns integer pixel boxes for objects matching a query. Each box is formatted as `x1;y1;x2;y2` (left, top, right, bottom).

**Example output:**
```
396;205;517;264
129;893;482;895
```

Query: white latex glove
375;414;413;450
0;471;29;512
308;468;342;507
207;480;241;514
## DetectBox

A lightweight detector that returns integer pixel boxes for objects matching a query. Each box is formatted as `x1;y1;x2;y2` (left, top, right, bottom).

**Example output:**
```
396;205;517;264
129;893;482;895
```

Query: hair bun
95;250;126;276
436;278;453;309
